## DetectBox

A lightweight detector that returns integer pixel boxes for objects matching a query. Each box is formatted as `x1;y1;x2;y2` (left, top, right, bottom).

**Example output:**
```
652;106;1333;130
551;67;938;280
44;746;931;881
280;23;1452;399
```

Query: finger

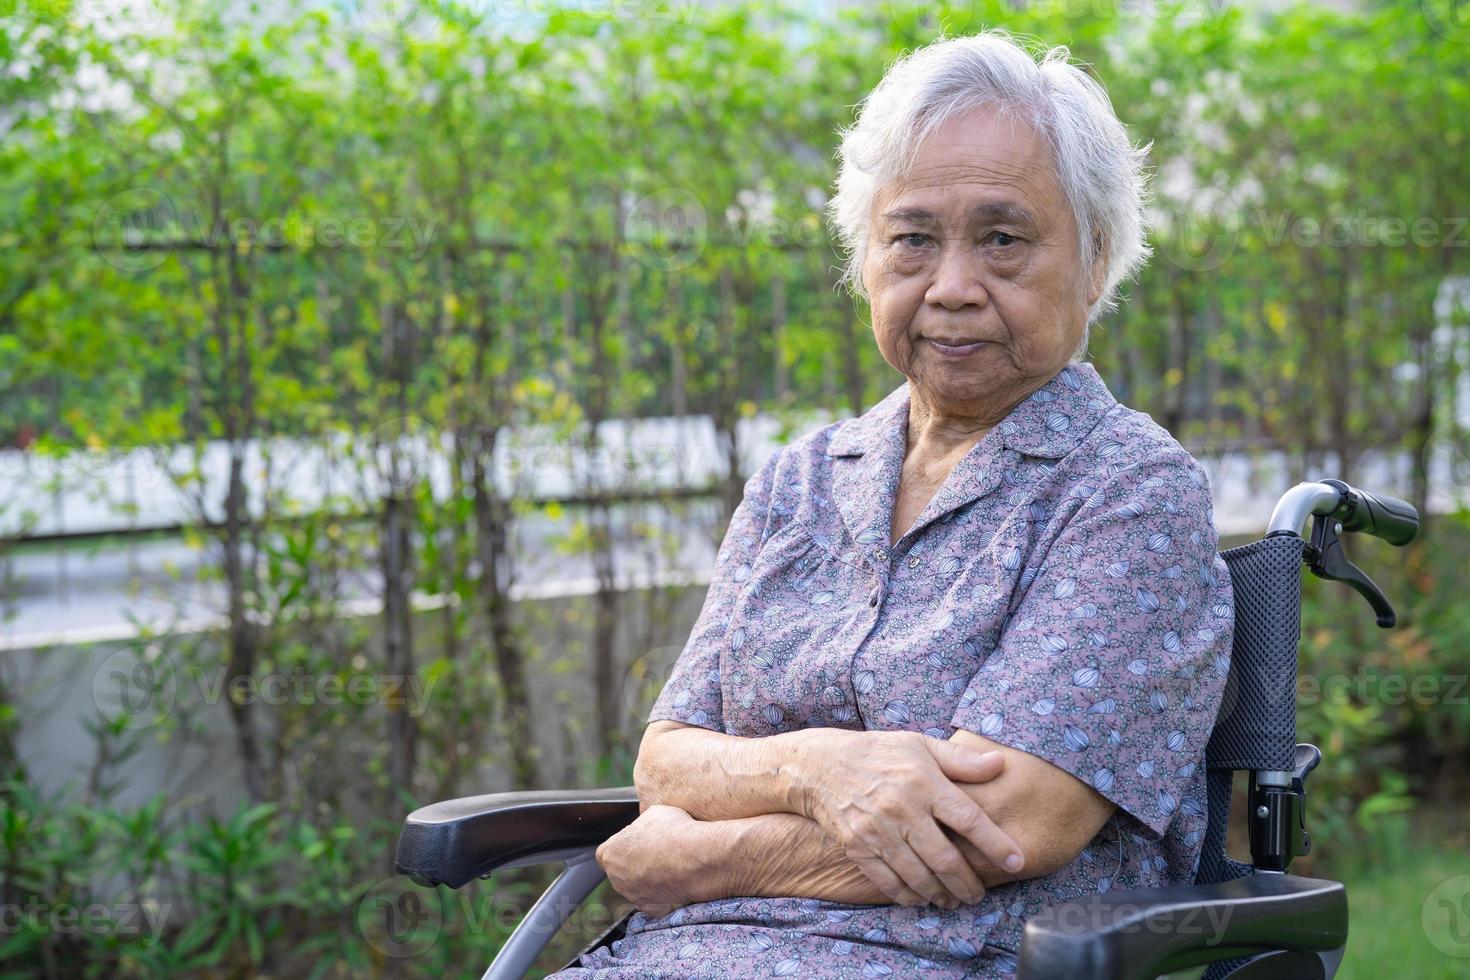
924;740;1005;784
904;819;985;906
850;852;926;907
882;837;962;909
845;833;941;907
932;788;1025;875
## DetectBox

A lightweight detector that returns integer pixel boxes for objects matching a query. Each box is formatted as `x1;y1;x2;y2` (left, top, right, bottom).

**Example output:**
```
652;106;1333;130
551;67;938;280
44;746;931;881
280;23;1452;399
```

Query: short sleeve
951;449;1233;837
647;447;784;733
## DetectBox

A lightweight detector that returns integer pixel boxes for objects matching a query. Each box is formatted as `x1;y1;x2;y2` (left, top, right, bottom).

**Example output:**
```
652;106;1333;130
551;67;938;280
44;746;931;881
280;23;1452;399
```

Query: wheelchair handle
1327;480;1420;547
1265;479;1420;546
1265;478;1420;629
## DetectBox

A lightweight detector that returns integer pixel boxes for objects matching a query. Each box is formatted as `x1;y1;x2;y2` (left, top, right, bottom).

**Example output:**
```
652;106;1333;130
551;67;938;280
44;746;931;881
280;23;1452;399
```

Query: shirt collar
825;361;1118;462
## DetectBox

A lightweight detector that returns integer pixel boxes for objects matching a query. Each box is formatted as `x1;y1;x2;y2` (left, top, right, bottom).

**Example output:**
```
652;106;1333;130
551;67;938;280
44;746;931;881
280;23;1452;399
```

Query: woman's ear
1085;235;1108;307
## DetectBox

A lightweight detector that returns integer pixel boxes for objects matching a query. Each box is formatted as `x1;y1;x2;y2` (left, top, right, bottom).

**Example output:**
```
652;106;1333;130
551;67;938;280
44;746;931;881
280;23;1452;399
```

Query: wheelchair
394;477;1421;979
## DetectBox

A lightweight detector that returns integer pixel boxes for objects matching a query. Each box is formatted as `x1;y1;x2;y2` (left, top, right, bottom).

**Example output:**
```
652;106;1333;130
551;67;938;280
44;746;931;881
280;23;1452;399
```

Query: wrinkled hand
790;730;1023;909
596;805;715;918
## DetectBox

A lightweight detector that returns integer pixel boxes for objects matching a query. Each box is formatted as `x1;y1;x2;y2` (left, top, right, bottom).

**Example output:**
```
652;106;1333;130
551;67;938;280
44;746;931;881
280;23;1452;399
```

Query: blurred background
2;0;1469;976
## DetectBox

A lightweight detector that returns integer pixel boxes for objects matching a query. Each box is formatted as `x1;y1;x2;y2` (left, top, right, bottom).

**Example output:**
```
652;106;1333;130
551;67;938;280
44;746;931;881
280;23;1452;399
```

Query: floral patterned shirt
561;361;1234;978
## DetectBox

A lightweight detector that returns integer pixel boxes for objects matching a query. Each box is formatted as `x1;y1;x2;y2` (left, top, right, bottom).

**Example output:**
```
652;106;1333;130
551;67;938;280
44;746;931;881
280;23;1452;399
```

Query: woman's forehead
875;111;1065;220
877;199;1042;232
872;170;1064;232
913;104;1049;167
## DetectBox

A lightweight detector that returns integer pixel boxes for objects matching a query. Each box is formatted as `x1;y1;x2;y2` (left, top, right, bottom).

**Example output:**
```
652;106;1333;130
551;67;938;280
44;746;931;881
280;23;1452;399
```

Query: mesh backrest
1208;535;1304;770
1195;534;1306;888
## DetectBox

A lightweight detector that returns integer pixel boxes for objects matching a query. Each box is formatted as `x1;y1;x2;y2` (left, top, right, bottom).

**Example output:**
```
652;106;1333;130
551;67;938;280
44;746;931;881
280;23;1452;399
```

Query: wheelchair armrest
395;786;641;888
1016;873;1347;980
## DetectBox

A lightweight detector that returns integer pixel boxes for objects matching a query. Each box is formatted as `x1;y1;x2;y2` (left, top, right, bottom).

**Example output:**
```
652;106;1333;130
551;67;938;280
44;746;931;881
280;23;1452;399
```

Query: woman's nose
923;248;990;310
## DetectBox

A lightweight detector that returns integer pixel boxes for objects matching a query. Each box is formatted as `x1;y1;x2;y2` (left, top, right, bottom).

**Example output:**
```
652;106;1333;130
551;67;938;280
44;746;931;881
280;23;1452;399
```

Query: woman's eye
991;232;1020;247
895;233;930;248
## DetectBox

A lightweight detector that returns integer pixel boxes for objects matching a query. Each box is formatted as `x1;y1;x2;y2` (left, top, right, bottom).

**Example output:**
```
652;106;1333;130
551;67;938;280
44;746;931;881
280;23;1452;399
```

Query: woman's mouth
925;338;988;357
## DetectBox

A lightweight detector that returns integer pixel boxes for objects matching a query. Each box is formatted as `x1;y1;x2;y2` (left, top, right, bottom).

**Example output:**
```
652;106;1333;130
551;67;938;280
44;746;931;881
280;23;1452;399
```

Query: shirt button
875;549;889;562
869;589;880;607
908;556;921;568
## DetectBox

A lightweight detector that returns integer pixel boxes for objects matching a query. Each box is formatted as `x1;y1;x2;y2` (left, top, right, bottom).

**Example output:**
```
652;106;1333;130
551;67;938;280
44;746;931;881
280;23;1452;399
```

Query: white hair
826;30;1153;348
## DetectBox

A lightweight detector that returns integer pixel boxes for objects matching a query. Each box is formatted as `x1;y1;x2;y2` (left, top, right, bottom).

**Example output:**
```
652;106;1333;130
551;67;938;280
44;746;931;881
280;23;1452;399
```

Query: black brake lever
1293;743;1322;786
1306;513;1397;627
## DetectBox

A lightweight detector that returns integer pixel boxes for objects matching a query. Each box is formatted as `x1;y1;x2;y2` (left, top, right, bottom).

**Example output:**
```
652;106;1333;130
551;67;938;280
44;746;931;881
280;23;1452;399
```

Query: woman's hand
788;729;1024;909
596;805;721;918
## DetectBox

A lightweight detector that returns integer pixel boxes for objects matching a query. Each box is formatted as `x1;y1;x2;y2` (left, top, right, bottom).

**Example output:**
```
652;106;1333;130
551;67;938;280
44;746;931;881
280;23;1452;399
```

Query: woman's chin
912;361;1004;399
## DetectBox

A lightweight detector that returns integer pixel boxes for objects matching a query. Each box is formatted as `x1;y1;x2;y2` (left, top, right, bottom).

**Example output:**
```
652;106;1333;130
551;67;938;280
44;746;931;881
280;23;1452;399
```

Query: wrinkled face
861;104;1105;421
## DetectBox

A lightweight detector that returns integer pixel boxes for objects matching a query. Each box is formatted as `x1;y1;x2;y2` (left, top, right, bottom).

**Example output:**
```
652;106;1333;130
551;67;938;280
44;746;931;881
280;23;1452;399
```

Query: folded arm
631;719;809;820
597;805;890;916
634;720;1022;907
618;721;1114;912
943;728;1117;879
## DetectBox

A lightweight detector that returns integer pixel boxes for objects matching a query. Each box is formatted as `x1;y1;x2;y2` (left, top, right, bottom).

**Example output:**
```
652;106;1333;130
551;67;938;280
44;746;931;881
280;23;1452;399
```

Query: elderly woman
561;30;1233;978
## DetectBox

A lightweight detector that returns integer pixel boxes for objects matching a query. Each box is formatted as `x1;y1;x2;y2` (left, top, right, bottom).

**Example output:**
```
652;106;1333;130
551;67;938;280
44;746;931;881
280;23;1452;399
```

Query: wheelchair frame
394;478;1420;979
